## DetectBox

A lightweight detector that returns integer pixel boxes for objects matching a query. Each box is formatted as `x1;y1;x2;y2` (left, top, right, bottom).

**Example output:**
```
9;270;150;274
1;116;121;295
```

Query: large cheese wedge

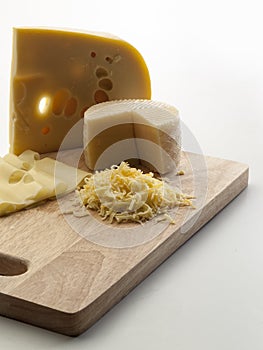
9;28;151;155
83;100;181;174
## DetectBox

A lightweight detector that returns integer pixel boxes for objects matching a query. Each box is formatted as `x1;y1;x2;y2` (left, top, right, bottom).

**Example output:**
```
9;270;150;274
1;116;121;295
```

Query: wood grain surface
0;150;249;336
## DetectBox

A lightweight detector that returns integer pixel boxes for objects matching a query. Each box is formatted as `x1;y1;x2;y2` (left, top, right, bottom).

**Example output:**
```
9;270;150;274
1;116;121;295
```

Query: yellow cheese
77;162;193;224
83;99;181;174
0;150;88;216
9;28;151;155
3;150;39;170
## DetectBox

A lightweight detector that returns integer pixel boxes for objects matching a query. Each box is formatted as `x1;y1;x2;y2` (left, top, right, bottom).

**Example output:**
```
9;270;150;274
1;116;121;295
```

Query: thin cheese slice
83;99;181;174
0;158;41;204
10;27;151;155
0;150;88;216
3;149;40;170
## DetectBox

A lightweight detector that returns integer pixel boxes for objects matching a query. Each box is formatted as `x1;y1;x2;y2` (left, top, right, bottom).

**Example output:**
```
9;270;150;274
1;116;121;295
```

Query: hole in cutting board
0;253;29;277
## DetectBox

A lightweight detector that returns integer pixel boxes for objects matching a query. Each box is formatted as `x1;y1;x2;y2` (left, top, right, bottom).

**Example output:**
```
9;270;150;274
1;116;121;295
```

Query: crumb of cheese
176;170;185;176
77;162;194;224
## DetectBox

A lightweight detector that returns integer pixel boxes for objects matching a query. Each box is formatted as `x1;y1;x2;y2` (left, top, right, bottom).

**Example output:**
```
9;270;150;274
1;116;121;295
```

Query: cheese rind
9;28;151;155
83;100;181;174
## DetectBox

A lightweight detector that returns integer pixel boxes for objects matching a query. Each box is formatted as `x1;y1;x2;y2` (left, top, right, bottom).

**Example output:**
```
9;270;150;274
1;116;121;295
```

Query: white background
0;0;262;349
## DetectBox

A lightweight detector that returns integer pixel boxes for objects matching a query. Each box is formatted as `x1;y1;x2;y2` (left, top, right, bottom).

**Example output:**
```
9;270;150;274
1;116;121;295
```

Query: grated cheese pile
77;162;194;224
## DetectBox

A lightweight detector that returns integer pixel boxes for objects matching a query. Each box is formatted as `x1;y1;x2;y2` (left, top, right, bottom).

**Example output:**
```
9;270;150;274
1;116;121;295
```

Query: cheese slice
9;27;151;155
83;99;181;174
3;150;40;170
0;150;88;216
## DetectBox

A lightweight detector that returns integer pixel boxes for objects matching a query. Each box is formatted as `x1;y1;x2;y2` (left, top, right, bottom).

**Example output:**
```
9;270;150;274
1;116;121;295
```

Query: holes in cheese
38;96;51;115
8;170;25;184
3;152;36;170
18;150;40;165
83;100;181;174
95;67;108;78
64;97;78;117
98;78;113;91
52;89;71;116
0;150;88;216
41;126;50;135
94;90;109;103
10;28;151;155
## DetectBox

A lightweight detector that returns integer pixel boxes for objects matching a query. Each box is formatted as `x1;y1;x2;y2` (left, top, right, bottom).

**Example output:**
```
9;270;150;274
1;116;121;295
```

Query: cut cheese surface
83;99;181;174
10;27;151;155
0;150;88;216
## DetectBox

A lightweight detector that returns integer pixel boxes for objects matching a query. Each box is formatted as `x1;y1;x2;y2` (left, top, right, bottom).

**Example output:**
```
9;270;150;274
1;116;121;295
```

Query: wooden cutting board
0;150;248;336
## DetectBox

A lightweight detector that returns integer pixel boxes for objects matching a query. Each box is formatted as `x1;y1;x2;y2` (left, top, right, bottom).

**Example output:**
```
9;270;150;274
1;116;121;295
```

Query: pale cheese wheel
83;99;181;174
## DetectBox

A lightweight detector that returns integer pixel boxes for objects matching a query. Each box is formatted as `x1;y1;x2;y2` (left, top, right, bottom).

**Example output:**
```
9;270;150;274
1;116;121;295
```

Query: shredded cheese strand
77;162;194;224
